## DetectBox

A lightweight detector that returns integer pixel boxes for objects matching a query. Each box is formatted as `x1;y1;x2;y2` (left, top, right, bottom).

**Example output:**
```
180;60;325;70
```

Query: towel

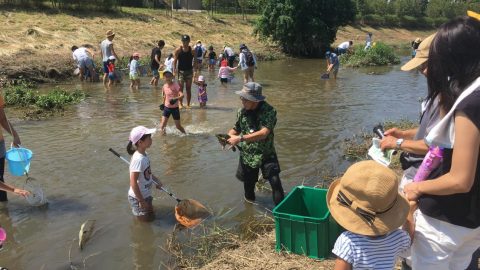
425;77;480;148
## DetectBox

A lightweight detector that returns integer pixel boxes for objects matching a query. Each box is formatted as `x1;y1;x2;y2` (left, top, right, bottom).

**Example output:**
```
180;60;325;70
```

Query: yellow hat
467;10;480;21
401;33;436;71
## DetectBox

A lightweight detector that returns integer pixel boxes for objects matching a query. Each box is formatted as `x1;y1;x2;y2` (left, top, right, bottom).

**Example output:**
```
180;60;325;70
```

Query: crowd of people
2;13;479;269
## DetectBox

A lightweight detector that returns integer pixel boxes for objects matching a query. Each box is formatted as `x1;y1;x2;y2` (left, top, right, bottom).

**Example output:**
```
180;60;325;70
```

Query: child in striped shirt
326;161;415;269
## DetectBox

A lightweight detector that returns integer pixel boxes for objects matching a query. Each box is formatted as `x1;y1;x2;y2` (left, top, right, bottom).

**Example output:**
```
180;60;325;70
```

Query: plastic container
6;147;32;176
273;186;343;259
413;146;443;182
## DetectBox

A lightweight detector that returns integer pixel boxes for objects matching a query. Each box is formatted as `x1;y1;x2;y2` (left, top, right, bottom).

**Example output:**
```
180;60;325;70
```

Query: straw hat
106;30;115;37
327;160;409;236
414;37;422;43
401;33;436;71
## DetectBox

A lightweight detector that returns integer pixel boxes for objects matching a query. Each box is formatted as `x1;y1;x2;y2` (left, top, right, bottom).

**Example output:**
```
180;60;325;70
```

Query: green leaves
255;0;356;56
340;42;400;67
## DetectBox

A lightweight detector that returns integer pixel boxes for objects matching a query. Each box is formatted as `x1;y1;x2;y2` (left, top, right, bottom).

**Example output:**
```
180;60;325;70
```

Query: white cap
108;55;116;60
129;126;156;144
198;75;204;82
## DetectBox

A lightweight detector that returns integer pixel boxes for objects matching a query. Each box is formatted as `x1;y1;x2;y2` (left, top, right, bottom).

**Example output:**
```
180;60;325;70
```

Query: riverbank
0;7;435;83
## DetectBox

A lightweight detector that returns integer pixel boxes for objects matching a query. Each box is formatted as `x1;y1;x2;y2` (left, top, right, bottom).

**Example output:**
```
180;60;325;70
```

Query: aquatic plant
340;42;401;67
3;83;86;112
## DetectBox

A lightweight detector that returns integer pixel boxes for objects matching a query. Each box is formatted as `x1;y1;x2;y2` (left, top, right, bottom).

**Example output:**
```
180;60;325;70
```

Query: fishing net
174;199;210;228
23;176;47;206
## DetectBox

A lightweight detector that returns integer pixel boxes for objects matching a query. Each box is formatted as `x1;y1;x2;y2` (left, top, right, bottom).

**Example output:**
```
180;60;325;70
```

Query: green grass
340;42;400;67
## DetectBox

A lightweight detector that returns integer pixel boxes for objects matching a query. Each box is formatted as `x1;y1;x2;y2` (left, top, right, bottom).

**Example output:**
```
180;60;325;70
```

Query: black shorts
235;155;281;183
162;107;180;120
220;78;228;83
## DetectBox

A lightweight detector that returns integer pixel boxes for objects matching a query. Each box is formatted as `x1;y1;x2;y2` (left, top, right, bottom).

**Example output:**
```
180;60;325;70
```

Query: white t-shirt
128;151;154;199
72;47;89;62
101;39;113;62
338;41;350;50
332;230;410;269
129;59;139;75
164;58;174;71
224;47;234;57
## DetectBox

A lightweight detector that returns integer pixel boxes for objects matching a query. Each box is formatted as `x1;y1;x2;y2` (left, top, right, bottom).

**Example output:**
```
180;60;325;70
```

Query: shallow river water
0;57;427;269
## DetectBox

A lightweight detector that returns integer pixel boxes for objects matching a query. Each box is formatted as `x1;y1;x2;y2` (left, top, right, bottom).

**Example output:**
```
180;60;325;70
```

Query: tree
254;0;356;56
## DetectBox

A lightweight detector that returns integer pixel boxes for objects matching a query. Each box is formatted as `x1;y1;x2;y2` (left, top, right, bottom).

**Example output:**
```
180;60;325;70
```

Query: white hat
108;55;116;60
198;75;204;82
129;126;156;144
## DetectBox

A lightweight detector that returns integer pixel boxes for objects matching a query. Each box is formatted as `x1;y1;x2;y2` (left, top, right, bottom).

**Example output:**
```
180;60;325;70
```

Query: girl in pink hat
129;52;141;90
194;75;208;108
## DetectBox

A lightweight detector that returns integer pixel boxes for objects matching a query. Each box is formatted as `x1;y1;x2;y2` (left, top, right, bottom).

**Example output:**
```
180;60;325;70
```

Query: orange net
174;199;210;228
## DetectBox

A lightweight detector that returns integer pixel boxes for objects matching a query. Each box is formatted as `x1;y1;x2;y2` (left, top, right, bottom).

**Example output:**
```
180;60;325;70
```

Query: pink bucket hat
129;126;156;144
198;75;205;82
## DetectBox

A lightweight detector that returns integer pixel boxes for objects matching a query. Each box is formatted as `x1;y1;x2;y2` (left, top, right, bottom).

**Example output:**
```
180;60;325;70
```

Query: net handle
108;148;181;202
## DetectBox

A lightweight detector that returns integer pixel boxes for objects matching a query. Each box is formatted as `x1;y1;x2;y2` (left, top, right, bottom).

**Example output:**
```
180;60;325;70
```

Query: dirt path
0;7;434;84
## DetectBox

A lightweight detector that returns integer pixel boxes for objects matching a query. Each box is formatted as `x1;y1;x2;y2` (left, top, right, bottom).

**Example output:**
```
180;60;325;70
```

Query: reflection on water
0;57;427;268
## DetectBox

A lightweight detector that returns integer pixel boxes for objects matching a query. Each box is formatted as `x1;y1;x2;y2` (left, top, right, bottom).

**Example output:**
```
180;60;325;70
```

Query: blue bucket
6;147;33;176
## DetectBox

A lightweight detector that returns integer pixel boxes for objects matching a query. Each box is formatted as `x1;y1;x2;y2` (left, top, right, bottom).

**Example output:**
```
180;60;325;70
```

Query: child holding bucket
327;160;414;269
127;126;162;222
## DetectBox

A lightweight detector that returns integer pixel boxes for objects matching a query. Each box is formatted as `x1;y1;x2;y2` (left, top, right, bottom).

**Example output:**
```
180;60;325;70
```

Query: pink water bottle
413;146;443;182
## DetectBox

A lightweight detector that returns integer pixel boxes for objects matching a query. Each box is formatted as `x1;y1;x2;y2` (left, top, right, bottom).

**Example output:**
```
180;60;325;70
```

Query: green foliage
4;83;86;111
340;42;400;67
394;0;422;17
254;0;356;57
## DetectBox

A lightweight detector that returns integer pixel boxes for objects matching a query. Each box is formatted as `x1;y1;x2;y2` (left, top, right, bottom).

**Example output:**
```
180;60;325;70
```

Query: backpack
195;46;203;58
245;51;255;67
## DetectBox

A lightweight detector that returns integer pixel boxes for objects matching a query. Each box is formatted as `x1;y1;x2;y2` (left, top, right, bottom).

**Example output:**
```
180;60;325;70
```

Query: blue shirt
327;53;339;67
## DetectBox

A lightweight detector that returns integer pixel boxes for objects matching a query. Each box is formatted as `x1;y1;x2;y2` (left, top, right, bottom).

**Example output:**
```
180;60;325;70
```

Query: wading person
150;40;165;87
71;45;96;82
100;30;118;85
0;95;22;202
325;51;339;80
226;82;285;205
237;44;257;83
173;35;195;109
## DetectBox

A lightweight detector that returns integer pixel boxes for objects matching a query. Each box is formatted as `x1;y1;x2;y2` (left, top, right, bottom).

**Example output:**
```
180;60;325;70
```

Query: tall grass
340;42;400;67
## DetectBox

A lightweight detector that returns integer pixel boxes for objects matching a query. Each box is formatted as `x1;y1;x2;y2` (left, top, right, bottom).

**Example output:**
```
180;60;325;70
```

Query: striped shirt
332;230;410;269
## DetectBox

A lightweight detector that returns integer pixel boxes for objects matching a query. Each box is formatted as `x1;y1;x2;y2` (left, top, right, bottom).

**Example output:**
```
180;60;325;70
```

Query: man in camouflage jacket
227;82;285;205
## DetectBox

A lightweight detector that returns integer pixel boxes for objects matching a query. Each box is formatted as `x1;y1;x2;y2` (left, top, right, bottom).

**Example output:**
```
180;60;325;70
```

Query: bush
340;42;400;67
362;14;385;26
384;14;400;26
399;15;419;28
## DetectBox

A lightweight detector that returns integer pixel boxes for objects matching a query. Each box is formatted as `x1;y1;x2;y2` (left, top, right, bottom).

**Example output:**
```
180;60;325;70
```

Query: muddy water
0;58;426;268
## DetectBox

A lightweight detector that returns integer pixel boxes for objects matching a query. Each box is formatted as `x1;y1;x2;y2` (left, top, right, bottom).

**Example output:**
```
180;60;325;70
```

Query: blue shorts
152;67;159;78
103;61;109;73
108;72;116;81
162;107;180;120
128;195;153;216
209;59;216;65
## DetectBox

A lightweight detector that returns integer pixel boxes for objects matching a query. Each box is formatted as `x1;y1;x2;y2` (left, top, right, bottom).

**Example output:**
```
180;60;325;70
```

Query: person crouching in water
160;69;186;135
127;126;163;222
226;82;285;205
327;160;414;269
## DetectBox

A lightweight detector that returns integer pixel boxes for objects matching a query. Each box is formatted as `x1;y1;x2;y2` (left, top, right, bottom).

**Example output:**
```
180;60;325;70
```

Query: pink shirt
218;66;234;79
163;82;181;108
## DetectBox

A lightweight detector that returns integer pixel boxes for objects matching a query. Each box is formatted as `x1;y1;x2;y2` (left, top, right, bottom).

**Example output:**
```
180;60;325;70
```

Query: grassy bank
0;6;435;83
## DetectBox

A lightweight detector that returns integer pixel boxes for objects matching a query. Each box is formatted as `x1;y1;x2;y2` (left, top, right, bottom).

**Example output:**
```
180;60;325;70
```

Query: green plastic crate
272;186;343;259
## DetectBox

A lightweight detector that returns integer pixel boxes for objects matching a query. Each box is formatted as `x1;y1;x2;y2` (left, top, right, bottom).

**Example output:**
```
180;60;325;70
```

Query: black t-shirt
419;89;480;229
150;47;161;69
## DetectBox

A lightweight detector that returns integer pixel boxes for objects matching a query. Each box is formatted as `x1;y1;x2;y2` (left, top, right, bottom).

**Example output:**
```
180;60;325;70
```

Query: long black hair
427;16;480;112
126;134;152;155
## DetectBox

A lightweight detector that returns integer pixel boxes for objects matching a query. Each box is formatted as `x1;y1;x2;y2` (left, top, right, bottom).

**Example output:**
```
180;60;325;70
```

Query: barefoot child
218;59;237;86
127;126;162;222
160;69;186;134
129;52;141;90
327;161;414;269
194;75;207;108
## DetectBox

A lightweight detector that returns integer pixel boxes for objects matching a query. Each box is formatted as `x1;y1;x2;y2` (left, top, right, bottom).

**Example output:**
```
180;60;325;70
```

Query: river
0;57;427;269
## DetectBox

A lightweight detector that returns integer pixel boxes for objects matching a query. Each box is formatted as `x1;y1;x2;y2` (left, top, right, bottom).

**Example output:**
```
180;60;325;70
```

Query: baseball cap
163;69;173;76
129;126;156;144
181;35;190;42
325;51;331;56
198;75;204;82
108;55;116;60
401;33;436;71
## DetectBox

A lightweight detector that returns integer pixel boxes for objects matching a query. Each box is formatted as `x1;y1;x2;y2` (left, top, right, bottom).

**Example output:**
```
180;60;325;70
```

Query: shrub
340;42;400;67
362;14;385;26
